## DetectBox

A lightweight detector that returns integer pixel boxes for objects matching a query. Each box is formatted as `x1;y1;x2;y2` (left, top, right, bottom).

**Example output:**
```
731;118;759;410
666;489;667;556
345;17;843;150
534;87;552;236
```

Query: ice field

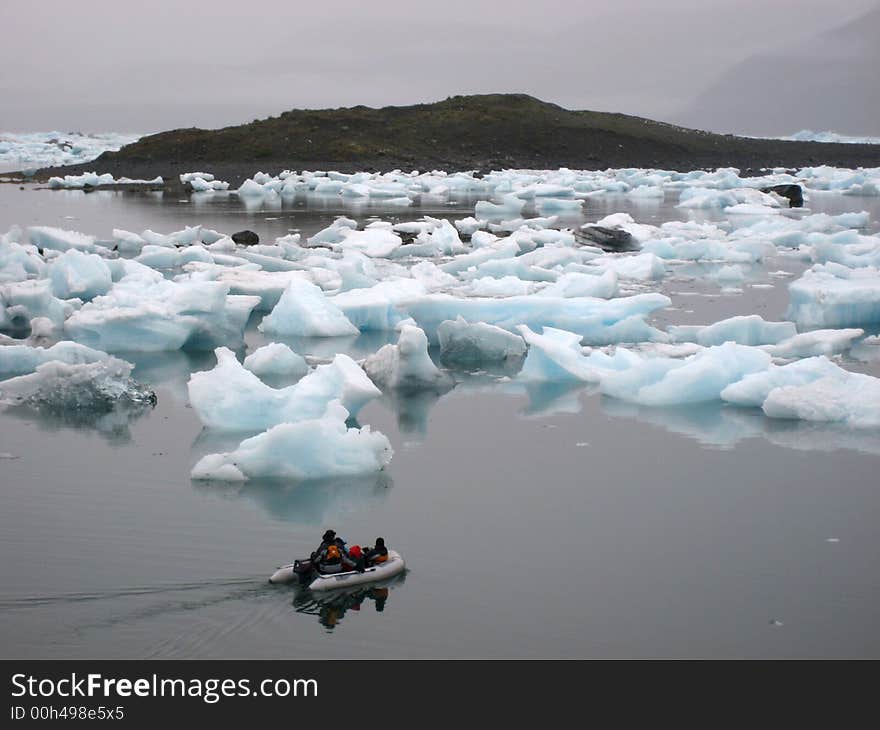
1;166;879;658
0;132;140;174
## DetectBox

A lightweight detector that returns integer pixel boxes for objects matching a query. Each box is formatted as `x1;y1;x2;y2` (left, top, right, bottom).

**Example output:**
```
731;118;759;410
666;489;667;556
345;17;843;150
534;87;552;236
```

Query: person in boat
362;537;389;568
311;529;349;563
316;543;349;574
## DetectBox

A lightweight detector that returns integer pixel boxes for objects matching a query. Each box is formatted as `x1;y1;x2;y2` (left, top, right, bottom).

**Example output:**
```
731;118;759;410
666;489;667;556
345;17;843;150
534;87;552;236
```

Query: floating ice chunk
440;240;519;275
593;213;657;245
112;229;147;255
454;217;488;236
259;279;358;337
470;230;500;249
337;226;402;258
762;372;880;429
184;266;310;312
599;342;772;406
0;358;154;413
188;348;379;431
437;316;526;364
423;219;466;256
726;203;782;216
474;195;526;220
515;183;574;199
191;400;392;481
243;342;308;379
0;340;112;377
404;292;670;345
65;276;256;352
466;276;535;297
720;356;846;407
136;245;213;269
593;252;665;280
1;279;70;329
306;217;358;247
786;263;880;327
628;185;664;198
538;271;619;299
0;234;45;283
331;279;424;331
140;229;176;248
237;178;274;198
363;324;450;390
47;172;115;189
518;326;640;382
180;172;215;183
764;328;864;358
536;198;583;214
27;226;97;254
668;315;797;346
410;262;459;291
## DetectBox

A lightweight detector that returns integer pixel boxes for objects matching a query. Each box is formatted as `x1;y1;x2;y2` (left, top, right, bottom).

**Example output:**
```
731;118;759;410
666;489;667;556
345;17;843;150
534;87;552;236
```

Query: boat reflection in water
292;575;405;631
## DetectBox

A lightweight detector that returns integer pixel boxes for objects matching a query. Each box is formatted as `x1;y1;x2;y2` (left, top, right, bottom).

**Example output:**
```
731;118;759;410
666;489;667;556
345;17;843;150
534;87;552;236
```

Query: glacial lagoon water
1;183;879;658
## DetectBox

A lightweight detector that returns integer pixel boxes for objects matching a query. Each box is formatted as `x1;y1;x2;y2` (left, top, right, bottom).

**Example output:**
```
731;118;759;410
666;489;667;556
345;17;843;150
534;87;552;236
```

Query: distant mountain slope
677;5;880;136
32;94;880;183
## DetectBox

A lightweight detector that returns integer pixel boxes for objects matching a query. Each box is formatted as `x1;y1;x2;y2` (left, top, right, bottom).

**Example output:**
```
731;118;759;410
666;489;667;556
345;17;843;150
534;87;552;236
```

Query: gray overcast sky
1;0;876;133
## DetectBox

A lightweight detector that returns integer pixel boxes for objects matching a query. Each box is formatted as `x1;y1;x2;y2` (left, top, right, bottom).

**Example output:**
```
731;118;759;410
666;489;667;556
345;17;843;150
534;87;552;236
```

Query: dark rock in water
578;225;637;252
761;183;804;208
231;230;259;246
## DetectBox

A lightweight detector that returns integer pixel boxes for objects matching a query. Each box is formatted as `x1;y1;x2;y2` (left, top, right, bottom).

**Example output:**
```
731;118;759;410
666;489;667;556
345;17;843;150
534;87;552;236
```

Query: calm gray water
1;183;879;658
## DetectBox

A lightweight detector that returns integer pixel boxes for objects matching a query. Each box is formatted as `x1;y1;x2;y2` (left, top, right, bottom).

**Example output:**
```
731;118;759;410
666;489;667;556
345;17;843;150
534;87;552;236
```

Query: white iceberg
187;348;379;431
191;400;392;481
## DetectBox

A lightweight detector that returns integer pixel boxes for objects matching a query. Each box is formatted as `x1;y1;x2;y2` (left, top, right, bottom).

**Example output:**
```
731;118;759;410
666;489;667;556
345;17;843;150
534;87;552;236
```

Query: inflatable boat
269;549;405;591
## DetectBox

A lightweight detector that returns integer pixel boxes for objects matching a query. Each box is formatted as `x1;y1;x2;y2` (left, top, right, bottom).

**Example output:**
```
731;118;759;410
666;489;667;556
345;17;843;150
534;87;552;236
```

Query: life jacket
326;544;341;561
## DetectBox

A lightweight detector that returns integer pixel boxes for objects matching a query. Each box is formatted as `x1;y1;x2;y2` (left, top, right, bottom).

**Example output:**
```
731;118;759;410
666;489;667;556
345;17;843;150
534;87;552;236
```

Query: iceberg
243;342;308;379
437;316;526;364
764;328;864;359
259;279;359;337
537;270;618;299
0;340;112;377
599;342;772;406
762;372;880;429
0;358;155;414
517;326;641;382
187;348;379;431
65;274;258;352
786;263;880;327
720;356;847;407
27;226;98;254
363;324;451;390
191;400;393;481
668;315;797;347
48;250;113;301
1;279;72;330
404;292;670;345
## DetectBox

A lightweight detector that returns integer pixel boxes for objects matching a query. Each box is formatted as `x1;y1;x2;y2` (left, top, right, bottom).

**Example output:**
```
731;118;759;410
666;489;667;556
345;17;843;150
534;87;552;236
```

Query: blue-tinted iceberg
48;250;112;301
187;348;379;431
668;315;797;346
243;343;308;379
191;400;393;481
786;263;880;327
437;317;526;364
598;342;772;406
259;279;359;337
363;324;451;390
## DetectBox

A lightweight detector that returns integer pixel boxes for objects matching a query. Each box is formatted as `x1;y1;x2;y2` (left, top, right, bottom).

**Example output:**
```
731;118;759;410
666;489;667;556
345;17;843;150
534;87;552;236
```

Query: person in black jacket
362;537;388;567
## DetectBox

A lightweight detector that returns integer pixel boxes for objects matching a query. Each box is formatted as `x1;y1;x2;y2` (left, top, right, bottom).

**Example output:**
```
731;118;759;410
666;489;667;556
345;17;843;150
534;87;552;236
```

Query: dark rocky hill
29;94;880;185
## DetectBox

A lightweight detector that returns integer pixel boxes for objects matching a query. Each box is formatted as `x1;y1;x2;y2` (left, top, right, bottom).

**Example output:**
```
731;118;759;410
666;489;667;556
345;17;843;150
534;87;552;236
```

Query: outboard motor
293;559;315;585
